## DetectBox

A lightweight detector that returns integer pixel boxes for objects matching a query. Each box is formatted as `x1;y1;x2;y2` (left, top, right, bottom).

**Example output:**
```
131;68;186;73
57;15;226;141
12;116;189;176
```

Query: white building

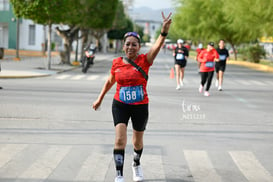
0;1;63;51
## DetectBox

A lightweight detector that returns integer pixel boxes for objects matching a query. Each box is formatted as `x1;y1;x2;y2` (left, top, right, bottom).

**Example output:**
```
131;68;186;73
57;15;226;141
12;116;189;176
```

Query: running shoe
215;80;219;87
218;86;223;91
199;85;203;93
132;164;144;181
115;176;125;182
204;91;210;96
176;85;181;90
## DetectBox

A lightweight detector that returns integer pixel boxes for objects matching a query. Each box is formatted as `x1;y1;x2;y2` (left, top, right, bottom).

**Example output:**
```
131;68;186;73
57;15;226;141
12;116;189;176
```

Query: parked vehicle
82;43;96;73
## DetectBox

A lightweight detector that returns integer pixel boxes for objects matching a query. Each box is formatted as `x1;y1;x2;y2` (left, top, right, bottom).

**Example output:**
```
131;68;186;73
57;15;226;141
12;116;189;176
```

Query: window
0;0;10;11
28;25;35;45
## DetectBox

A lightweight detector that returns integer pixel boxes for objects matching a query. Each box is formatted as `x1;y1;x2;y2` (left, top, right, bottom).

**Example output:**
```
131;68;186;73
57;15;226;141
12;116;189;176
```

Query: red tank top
111;54;152;105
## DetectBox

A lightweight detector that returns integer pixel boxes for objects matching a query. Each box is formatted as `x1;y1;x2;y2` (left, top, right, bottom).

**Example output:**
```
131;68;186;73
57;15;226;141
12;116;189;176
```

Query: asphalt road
0;48;273;182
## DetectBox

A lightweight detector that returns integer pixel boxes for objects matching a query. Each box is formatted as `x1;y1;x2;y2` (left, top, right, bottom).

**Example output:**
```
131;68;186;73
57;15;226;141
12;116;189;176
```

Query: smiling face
123;36;141;60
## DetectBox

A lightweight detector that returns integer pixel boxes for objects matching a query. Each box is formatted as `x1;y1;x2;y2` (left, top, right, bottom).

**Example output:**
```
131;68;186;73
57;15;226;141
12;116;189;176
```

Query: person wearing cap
196;43;205;72
215;39;229;91
197;42;219;96
173;39;189;90
92;12;172;182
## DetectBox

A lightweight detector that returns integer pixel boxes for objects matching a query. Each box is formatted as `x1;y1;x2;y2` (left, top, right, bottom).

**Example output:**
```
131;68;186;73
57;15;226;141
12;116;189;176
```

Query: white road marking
74;151;112;181
19;146;71;179
71;75;86;80
56;74;71;80
0;144;27;168
184;150;222;182
87;75;100;80
235;79;252;86
249;80;266;86
230;151;273;182
142;154;166;180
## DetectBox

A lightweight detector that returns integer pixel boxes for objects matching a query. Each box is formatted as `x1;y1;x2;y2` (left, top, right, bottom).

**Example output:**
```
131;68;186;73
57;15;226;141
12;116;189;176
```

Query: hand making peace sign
161;12;172;34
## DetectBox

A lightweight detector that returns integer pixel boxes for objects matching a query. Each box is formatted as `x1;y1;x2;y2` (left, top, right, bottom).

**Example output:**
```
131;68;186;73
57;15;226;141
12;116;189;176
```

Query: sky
133;0;174;9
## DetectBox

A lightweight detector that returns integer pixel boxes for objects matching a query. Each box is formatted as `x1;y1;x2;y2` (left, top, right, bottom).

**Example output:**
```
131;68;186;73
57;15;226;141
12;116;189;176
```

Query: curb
0;50;114;79
0;66;80;79
228;60;273;73
189;53;273;74
0;70;56;79
0;74;52;79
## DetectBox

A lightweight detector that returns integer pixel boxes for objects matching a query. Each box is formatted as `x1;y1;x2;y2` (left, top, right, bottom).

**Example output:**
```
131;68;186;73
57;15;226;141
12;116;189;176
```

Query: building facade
134;19;162;43
0;0;62;51
0;0;15;49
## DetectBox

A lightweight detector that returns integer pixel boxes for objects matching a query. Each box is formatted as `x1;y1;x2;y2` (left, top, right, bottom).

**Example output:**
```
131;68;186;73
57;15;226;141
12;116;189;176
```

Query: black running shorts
175;60;187;68
215;61;226;72
112;99;148;131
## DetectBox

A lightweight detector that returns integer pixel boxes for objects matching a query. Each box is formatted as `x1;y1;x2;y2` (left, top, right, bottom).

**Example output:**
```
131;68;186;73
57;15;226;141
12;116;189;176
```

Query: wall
19;19;45;51
0;4;16;48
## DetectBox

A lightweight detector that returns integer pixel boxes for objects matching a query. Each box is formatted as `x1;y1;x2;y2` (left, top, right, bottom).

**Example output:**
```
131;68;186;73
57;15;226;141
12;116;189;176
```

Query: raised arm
147;12;172;64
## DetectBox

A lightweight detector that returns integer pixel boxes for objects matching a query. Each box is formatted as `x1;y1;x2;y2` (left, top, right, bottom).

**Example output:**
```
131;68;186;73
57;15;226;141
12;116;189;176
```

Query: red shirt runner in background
198;48;219;72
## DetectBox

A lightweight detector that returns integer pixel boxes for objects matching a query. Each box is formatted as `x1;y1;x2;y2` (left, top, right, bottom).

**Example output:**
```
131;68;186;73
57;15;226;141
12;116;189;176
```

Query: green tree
86;0;119;52
172;0;239;58
108;18;133;53
107;1;138;53
224;0;273;39
11;0;119;65
223;0;273;59
171;0;273;60
10;0;68;69
55;0;119;63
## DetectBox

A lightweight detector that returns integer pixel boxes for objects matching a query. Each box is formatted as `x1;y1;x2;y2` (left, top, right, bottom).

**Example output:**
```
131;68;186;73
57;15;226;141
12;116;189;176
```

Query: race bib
119;85;144;104
219;55;226;61
176;53;184;60
205;62;214;68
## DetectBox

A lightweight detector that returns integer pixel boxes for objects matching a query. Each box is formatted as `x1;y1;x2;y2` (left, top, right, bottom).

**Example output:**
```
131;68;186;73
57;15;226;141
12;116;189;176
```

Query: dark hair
123;32;141;44
208;42;214;46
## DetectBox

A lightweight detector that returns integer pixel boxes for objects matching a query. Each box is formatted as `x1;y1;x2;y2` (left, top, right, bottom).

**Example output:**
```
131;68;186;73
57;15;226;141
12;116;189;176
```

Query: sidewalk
0;52;115;78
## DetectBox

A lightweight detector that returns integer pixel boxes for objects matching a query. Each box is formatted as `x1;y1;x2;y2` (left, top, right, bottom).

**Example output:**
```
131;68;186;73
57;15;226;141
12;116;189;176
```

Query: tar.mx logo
181;100;205;120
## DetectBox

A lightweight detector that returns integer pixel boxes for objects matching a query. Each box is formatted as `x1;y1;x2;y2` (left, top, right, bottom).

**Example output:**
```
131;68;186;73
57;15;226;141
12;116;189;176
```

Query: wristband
161;32;168;37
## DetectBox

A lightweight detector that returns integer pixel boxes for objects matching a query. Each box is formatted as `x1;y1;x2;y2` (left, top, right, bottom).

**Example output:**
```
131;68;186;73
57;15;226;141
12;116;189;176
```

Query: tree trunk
64;38;71;64
231;44;237;60
42;25;46;56
102;33;108;53
115;40;119;54
91;29;107;52
15;18;20;60
47;24;52;70
56;26;79;64
75;31;79;62
80;29;89;61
